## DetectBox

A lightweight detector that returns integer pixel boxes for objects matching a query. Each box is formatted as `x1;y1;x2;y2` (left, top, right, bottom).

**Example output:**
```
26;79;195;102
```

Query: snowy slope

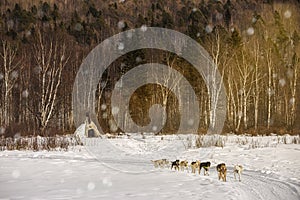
0;128;300;199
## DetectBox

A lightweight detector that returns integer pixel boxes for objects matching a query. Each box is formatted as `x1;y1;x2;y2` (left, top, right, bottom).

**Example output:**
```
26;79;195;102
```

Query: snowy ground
0;131;300;199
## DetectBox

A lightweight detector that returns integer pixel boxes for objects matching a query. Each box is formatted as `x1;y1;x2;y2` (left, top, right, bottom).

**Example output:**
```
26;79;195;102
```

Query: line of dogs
151;159;243;182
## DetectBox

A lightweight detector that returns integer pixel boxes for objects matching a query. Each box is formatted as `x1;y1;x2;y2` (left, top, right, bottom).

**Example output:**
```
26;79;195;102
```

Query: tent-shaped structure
84;113;101;137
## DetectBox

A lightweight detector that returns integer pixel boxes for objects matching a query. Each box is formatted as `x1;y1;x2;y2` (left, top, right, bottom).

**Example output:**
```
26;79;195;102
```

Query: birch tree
235;45;255;131
205;29;228;132
0;41;22;126
32;30;69;134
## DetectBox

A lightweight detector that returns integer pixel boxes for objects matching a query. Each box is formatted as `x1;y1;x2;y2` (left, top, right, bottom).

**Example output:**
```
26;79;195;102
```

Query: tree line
0;0;299;136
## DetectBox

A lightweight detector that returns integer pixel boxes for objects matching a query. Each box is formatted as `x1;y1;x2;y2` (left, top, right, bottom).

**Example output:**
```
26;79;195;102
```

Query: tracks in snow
1;153;300;200
234;169;300;200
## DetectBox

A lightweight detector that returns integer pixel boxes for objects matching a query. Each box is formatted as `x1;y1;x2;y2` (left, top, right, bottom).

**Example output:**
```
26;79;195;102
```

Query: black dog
171;160;180;171
199;161;211;175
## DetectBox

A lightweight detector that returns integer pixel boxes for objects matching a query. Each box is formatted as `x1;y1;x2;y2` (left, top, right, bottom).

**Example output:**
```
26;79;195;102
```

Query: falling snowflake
118;42;124;50
196;32;201;37
112;107;120;115
246;27;254;36
12;170;20;179
0;73;3;80
87;182;96;191
101;104;107;111
290;97;295;105
102;177;112;187
152;126;158;132
22;90;29;98
141;25;147;32
279;79;286;87
11;70;19;79
25;30;31;37
118;20;125;30
102;112;108;119
284;10;291;19
136;56;142;63
252;17;257;23
0;126;5;135
192;8;198;12
205;25;213;33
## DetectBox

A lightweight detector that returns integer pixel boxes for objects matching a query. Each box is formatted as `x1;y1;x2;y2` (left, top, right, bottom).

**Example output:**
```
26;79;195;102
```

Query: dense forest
0;0;300;136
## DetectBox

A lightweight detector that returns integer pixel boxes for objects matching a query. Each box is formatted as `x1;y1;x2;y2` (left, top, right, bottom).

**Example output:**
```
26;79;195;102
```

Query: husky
190;160;201;174
161;159;170;168
216;163;227;182
199;161;211;175
171;160;180;171
151;159;169;168
234;165;243;181
179;160;189;171
151;159;162;168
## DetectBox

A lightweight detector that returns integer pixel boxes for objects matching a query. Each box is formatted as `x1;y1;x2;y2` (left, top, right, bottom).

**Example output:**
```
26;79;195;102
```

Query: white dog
234;165;243;181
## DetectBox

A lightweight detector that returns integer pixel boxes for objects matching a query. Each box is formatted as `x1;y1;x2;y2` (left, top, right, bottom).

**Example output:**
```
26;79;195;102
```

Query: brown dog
190;160;201;174
179;160;189;171
216;163;227;182
151;159;169;168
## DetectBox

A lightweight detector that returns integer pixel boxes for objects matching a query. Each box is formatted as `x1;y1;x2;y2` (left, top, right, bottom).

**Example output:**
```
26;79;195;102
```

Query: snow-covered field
1;128;300;199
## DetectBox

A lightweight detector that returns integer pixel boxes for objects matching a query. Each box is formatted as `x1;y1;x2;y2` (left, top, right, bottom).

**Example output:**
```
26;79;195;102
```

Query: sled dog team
151;159;243;182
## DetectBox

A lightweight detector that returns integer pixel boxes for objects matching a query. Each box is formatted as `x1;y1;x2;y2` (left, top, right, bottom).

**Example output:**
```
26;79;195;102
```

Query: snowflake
205;25;213;33
87;182;96;191
118;20;125;30
112;107;120;115
0;126;5;135
246;27;254;36
141;25;147;32
102;177;112;187
22;90;29;98
279;79;286;87
290;97;295;105
101;104;107;111
284;10;291;19
118;42;124;50
12;170;20;179
152;126;158;131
